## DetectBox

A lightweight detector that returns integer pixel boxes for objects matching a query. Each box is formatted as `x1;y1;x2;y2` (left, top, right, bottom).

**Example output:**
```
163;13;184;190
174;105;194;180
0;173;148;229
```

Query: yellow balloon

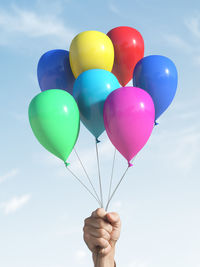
69;31;114;78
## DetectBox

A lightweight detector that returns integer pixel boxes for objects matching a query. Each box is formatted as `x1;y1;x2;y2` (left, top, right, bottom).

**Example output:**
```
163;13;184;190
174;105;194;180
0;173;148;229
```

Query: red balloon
107;26;144;87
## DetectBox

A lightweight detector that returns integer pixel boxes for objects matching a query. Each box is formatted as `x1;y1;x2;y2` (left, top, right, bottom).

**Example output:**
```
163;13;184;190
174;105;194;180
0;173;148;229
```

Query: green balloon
28;89;80;163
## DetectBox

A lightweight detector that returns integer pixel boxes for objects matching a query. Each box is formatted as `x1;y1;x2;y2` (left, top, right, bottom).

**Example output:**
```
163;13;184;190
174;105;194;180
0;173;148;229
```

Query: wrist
93;247;115;267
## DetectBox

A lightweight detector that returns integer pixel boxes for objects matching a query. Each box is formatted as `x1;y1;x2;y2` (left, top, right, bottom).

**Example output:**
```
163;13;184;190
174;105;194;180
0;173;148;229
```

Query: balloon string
107;148;116;205
73;148;101;205
65;164;100;205
95;139;103;208
105;155;137;211
105;166;129;211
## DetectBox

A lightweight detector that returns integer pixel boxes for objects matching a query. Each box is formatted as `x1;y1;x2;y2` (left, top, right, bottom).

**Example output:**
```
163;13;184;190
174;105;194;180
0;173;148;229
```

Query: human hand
83;208;121;266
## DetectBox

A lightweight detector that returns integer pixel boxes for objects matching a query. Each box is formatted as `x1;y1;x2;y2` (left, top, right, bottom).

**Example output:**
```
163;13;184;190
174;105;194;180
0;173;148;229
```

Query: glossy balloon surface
37;49;75;95
103;87;155;165
133;55;178;120
73;69;120;139
69;31;114;78
107;26;144;86
29;89;80;162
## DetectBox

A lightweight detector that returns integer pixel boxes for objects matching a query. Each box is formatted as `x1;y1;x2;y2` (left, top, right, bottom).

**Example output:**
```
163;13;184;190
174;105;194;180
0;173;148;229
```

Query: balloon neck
154;121;159;126
128;162;133;167
64;162;70;167
96;138;100;144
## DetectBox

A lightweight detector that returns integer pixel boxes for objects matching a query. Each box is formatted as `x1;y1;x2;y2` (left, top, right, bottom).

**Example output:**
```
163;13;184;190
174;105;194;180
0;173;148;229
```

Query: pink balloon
103;87;155;166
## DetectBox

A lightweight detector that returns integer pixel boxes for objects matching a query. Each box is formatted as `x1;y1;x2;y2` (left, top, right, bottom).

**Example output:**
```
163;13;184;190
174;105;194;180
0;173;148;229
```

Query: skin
83;208;121;267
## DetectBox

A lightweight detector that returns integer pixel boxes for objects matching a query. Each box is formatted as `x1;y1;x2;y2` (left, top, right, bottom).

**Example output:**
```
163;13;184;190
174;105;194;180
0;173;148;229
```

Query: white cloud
0;5;76;47
109;1;120;15
75;249;87;264
1;194;31;214
110;200;122;209
163;16;200;65
0;169;19;184
56;225;82;237
152;125;200;174
128;259;149;267
185;16;200;39
163;33;192;52
172;130;200;172
193;54;200;65
10;112;28;122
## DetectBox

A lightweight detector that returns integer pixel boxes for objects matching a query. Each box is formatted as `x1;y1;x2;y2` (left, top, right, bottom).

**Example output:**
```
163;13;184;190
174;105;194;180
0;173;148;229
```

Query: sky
0;0;200;266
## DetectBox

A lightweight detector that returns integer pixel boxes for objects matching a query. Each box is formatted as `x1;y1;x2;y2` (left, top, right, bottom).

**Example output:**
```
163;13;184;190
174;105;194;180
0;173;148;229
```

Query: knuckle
83;232;89;241
91;209;97;217
96;208;103;217
99;228;105;236
83;225;87;233
84;218;88;224
98;238;105;246
96;218;101;227
106;224;112;233
84;217;92;225
99;238;107;247
99;219;104;228
99;229;107;239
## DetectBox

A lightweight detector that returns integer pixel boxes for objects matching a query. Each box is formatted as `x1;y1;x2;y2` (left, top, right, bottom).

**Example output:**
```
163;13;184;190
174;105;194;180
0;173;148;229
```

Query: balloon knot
96;138;100;143
128;162;133;167
64;162;70;167
154;121;159;126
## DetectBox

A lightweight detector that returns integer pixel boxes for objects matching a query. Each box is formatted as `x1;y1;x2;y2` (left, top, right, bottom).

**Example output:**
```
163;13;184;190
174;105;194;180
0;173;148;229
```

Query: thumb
106;212;121;246
106;212;121;228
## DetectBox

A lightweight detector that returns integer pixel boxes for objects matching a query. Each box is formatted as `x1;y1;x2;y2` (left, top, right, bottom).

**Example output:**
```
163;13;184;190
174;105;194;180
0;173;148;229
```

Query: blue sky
0;0;200;266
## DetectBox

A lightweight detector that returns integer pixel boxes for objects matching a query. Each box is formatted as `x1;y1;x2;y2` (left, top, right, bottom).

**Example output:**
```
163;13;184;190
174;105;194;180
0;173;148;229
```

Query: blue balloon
133;55;178;121
73;69;120;139
37;49;75;95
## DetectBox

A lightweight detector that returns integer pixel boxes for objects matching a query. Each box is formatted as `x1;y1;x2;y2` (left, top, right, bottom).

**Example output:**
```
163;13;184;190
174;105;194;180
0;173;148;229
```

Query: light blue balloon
73;69;120;140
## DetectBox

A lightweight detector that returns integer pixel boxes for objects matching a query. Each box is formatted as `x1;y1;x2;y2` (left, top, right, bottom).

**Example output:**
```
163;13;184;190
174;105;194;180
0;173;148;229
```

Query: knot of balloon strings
64;162;70;167
96;138;100;144
128;161;133;167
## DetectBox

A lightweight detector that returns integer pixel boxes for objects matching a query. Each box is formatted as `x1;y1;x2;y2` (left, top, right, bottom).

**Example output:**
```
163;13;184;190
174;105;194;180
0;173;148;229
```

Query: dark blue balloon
37;49;75;95
133;55;178;120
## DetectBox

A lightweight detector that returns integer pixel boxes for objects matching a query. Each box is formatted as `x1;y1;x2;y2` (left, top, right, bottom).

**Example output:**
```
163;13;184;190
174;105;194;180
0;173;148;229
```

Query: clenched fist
83;208;121;267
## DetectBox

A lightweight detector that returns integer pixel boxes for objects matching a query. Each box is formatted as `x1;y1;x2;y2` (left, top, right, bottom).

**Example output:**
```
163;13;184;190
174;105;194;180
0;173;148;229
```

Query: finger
89;236;110;249
84;226;110;240
106;212;121;228
99;244;112;256
85;218;112;233
92;208;106;219
83;232;94;251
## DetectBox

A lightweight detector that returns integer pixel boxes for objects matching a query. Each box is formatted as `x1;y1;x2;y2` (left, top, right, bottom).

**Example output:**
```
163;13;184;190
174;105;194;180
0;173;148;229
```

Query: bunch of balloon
69;28;154;211
28;26;178;216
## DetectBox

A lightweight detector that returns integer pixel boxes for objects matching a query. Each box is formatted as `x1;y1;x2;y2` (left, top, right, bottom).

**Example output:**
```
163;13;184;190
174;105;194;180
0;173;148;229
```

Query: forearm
93;248;116;267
